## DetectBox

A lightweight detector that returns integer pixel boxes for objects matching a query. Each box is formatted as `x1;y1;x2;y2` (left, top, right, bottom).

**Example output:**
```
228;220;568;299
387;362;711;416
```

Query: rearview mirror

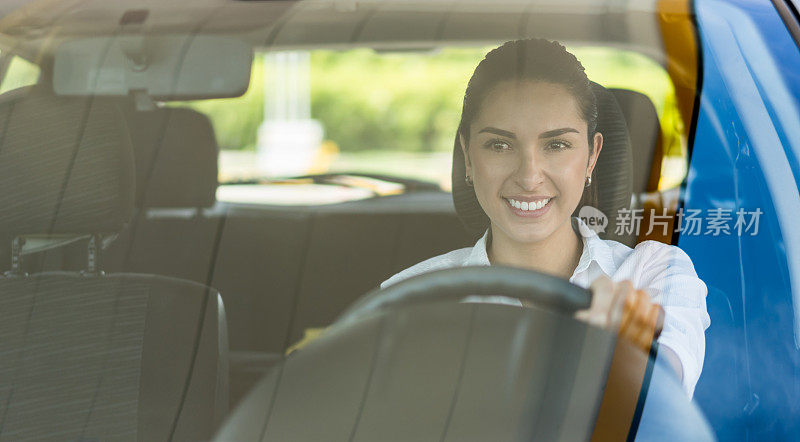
53;34;253;99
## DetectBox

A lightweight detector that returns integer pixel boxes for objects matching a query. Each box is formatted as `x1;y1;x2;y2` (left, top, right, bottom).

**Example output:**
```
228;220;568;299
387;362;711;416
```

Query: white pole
257;51;323;177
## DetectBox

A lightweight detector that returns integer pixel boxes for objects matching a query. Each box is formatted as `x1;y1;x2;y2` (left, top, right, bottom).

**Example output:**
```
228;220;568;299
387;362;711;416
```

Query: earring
585;176;592;188
465;175;474;186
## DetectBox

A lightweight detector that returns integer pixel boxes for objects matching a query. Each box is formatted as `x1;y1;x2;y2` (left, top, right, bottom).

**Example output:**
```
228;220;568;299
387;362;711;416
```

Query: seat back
283;200;473;346
0;273;227;441
104;105;223;283
92;99;474;408
209;197;471;406
0;92;228;441
610;88;663;195
126;105;218;209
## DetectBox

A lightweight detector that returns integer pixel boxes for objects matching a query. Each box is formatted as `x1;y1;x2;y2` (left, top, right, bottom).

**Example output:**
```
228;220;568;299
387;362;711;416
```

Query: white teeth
507;198;550;212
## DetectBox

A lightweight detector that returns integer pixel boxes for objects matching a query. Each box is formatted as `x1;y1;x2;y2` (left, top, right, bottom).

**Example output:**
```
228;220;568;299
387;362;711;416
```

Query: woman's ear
459;133;472;176
586;132;603;177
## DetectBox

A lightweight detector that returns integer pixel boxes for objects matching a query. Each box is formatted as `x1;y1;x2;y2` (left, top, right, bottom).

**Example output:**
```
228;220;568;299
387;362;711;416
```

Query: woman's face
461;80;603;245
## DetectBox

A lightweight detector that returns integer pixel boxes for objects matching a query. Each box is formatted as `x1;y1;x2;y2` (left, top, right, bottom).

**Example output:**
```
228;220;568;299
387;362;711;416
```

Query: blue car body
689;0;800;439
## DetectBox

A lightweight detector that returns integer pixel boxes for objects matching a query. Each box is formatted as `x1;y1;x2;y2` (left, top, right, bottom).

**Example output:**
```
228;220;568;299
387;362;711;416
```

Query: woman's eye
484;139;511;151
546;139;572;151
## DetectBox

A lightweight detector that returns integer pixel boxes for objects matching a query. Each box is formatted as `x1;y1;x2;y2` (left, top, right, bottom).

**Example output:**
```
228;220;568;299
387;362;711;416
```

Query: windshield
12;0;800;441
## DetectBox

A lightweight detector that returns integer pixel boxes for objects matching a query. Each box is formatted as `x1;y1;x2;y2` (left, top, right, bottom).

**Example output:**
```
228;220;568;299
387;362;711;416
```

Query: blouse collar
463;217;617;278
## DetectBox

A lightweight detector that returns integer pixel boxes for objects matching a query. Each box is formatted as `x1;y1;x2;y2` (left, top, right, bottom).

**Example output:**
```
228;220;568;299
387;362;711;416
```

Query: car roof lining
0;0;667;66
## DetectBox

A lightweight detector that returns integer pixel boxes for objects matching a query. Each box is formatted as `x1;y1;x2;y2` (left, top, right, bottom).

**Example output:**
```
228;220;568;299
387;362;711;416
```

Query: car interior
0;90;228;441
0;0;702;440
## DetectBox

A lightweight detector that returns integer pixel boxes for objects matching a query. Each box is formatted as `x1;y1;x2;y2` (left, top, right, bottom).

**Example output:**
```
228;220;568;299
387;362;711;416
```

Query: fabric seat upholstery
0;92;228;441
610;88;663;195
103;105;223;283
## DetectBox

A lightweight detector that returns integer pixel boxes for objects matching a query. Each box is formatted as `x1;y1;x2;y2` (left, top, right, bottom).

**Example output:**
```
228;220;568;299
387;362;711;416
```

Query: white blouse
381;217;711;397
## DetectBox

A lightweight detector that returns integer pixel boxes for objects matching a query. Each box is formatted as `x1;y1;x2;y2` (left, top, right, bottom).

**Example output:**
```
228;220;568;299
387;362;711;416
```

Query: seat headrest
0;91;135;236
591;84;634;244
451;82;634;244
122;106;218;208
609;89;663;194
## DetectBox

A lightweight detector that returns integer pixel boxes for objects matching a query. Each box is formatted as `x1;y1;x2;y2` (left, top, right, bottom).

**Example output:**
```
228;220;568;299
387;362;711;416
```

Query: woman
381;39;710;397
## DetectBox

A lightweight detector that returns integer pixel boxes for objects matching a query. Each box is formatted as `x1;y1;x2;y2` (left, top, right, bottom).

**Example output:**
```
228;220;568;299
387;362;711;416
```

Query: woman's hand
575;276;665;354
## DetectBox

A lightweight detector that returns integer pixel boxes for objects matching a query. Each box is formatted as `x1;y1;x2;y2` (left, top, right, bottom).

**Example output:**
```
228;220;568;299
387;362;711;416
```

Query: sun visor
53;34;253;100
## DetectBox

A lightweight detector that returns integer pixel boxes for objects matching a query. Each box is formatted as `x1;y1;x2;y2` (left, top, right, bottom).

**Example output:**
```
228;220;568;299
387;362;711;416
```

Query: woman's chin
493;211;571;245
497;224;553;245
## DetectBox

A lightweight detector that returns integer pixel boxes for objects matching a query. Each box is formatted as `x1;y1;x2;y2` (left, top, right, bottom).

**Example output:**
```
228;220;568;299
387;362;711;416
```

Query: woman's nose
513;150;545;189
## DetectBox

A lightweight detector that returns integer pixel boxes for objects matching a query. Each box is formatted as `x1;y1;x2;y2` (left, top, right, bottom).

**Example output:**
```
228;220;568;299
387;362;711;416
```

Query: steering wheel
335;265;592;326
217;266;712;442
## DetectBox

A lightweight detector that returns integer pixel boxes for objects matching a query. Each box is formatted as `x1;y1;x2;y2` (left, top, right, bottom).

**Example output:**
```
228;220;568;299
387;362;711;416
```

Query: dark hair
456;38;599;215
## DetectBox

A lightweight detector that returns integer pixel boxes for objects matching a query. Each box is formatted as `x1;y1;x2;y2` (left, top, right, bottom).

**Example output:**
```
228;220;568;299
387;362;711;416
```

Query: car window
177;46;685;205
0;55;39;94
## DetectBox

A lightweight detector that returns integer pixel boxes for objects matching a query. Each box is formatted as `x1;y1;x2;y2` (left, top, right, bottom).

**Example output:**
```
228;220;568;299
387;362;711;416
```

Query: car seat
0;91;228;441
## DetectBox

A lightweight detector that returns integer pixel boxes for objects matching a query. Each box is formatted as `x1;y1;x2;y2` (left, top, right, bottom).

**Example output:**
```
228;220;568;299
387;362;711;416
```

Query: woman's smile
503;196;554;218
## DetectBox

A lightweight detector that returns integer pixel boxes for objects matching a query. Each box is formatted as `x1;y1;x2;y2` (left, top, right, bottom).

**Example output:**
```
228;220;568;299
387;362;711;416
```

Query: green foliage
572;47;685;157
309;48;481;152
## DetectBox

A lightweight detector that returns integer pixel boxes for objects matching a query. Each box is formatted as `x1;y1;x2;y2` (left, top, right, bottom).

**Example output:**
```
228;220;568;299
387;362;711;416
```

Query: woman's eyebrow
539;127;579;138
478;127;516;139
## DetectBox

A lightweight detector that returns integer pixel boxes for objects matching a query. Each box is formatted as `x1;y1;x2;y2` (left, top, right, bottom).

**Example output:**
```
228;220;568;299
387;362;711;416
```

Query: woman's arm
577;276;664;355
577;274;691;384
659;344;684;382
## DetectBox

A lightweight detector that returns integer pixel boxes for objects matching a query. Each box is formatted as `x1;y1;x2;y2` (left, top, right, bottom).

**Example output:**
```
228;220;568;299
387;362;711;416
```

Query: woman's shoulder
630;240;696;266
596;236;696;269
380;247;474;289
615;239;702;286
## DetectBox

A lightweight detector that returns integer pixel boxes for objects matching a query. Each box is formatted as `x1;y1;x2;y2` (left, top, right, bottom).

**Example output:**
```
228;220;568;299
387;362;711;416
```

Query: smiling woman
462;80;598;262
381;38;710;397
